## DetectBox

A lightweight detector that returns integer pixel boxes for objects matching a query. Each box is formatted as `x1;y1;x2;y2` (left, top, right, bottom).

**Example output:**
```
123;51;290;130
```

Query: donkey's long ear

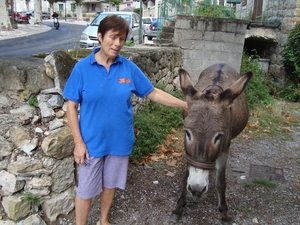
178;68;201;102
219;71;253;103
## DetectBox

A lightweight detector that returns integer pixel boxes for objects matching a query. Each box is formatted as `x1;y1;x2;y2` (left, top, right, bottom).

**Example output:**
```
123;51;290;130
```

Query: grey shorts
76;155;129;200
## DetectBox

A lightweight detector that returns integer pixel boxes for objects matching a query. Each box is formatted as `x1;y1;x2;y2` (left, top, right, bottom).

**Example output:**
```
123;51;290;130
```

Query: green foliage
73;0;83;4
238;204;252;217
21;192;41;206
107;0;122;8
240;51;274;110
194;0;236;18
243;177;277;189
130;89;184;162
134;8;141;15
281;23;300;102
278;81;300;102
252;177;277;189
282;23;300;84
68;49;92;59
124;42;135;47
28;95;39;107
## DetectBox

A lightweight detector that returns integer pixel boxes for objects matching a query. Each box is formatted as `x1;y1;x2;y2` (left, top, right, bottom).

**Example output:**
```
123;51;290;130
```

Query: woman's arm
147;88;188;112
67;100;89;165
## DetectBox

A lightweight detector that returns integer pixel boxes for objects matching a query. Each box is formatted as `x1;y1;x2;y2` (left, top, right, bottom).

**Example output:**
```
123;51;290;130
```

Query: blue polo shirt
63;48;154;157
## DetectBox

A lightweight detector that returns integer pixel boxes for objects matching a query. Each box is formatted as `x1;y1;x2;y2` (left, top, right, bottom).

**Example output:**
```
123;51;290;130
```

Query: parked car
26;10;34;17
146;18;163;41
142;17;156;35
42;11;51;19
14;12;29;24
80;11;143;48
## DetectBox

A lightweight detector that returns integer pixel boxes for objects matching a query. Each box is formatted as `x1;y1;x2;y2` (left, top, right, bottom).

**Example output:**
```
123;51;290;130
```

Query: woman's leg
99;187;116;225
76;157;104;225
99;155;129;224
75;195;92;225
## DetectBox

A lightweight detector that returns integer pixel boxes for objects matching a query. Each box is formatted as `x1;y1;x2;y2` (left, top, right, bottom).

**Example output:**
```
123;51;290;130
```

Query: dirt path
64;128;299;225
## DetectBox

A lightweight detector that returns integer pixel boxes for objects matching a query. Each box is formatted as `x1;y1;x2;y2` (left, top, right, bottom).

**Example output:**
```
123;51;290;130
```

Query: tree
0;0;13;31
48;0;55;15
34;0;43;25
74;0;83;21
25;0;30;11
107;0;122;10
47;0;59;16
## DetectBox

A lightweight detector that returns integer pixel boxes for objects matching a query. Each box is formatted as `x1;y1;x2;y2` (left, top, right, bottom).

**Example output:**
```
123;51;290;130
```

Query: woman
63;15;187;225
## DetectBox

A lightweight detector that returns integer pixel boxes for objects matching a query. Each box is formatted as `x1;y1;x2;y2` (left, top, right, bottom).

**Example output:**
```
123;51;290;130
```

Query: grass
21;192;41;206
244;177;278;190
240;101;300;140
238;204;253;217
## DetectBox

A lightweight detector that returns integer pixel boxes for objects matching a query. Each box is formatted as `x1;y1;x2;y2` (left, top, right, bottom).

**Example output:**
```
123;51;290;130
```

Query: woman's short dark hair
97;14;130;42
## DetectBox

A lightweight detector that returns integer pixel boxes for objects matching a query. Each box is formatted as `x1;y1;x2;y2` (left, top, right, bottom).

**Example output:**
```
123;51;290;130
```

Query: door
252;0;263;20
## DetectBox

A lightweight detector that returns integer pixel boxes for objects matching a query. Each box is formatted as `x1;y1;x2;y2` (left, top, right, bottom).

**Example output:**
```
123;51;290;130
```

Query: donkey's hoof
169;213;182;222
221;215;233;223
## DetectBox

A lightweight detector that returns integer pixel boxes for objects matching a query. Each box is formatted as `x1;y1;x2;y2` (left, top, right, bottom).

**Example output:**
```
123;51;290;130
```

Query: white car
80;11;143;48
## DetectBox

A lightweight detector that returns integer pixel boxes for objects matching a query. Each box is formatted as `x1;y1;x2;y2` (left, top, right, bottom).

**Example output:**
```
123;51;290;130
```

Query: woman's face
98;29;126;58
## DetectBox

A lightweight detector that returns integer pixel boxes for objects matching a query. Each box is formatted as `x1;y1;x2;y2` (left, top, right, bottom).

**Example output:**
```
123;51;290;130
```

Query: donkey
170;63;253;222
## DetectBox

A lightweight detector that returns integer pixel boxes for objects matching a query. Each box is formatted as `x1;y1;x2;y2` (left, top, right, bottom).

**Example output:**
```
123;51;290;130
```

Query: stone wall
173;15;248;83
0;47;183;224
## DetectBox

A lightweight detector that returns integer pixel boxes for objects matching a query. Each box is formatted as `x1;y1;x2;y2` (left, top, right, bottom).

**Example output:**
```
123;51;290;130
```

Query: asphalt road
0;21;86;58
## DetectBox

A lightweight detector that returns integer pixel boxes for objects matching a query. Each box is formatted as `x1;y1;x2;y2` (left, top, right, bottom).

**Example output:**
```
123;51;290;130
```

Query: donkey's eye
185;129;191;141
214;133;223;144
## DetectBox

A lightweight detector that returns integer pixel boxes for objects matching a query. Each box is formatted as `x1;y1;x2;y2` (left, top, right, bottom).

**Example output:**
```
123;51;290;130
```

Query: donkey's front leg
170;169;189;222
215;151;232;222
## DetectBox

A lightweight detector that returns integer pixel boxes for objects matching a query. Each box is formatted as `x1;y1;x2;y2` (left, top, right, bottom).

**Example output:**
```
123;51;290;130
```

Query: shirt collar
89;47;122;65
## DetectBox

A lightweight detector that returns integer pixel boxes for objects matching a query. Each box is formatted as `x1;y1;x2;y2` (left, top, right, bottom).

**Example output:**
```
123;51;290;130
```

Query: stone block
2;194;31;221
0;170;25;195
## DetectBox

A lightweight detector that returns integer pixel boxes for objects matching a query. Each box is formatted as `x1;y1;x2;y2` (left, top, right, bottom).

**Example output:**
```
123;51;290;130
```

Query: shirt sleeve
63;64;83;103
131;63;154;98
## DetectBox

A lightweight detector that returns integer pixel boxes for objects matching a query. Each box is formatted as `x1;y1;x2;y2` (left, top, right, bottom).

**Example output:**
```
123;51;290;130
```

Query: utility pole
139;0;142;44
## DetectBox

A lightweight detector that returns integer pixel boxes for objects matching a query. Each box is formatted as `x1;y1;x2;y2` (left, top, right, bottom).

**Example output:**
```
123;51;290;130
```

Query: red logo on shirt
119;78;131;83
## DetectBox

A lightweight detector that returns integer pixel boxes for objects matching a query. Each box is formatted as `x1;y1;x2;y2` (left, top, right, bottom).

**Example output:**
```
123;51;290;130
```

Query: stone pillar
173;15;248;82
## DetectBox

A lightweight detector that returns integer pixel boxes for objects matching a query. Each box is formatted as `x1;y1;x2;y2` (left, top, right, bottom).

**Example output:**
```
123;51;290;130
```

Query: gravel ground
60;105;300;225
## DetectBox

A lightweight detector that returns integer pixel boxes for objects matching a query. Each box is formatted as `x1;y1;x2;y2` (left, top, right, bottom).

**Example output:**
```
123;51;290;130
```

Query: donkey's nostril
187;184;207;198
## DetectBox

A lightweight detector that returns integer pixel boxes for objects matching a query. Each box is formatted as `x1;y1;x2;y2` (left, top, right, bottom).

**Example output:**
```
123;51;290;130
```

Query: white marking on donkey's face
187;166;209;198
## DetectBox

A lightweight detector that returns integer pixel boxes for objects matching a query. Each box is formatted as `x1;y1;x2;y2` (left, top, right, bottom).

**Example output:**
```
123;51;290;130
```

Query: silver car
80;11;142;48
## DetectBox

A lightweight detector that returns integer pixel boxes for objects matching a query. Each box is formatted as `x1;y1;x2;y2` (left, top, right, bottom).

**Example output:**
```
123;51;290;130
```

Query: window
71;3;76;12
59;4;64;11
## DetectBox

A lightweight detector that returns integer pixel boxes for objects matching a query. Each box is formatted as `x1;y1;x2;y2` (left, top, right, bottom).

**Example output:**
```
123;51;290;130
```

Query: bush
28;95;39;107
281;23;300;101
131;89;184;162
194;0;236;18
282;23;300;84
240;51;274;110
